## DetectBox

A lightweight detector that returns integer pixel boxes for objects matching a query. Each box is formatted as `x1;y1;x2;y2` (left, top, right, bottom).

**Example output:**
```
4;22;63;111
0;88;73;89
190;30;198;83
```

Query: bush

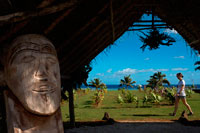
93;91;104;107
186;88;194;98
142;94;151;106
149;92;162;104
117;90;139;106
165;87;176;104
117;94;124;104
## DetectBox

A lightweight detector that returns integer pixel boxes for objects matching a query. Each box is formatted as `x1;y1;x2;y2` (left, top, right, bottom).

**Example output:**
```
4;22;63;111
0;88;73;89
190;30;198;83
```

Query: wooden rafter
0;0;79;26
37;0;56;8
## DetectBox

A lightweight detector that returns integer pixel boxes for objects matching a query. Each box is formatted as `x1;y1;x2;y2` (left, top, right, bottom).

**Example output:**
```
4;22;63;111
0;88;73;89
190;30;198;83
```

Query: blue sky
87;15;200;85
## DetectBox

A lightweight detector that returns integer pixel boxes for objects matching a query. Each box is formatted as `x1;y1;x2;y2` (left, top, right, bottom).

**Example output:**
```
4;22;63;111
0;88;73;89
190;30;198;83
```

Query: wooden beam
128;27;171;31
0;0;79;26
134;20;163;23
131;24;168;27
37;0;56;8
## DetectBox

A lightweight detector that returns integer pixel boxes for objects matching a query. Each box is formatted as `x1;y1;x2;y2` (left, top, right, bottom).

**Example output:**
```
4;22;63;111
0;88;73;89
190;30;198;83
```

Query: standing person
170;73;194;116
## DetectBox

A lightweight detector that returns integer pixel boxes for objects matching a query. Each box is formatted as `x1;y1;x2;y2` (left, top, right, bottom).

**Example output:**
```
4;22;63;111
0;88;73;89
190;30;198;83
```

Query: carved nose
35;62;48;81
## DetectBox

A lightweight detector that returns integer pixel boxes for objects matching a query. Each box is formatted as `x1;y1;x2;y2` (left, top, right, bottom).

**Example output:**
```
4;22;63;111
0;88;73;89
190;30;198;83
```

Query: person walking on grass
170;73;194;116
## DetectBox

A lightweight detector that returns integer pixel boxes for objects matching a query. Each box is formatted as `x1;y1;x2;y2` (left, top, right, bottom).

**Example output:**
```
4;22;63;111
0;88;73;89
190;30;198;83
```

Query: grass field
61;90;200;122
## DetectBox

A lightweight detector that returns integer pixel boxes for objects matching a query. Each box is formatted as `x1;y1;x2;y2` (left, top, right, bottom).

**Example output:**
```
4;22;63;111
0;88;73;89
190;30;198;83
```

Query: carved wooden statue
1;34;64;133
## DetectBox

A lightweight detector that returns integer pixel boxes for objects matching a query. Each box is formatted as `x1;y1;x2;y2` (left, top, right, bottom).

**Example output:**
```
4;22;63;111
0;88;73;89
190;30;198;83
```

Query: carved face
5;34;61;115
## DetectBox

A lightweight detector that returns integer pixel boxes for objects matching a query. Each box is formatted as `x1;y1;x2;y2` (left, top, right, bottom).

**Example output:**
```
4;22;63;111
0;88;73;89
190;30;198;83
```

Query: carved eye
47;57;56;64
22;56;36;63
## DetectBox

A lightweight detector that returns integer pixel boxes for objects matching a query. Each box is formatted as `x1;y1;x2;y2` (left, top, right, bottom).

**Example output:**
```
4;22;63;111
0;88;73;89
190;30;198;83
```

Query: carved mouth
32;85;55;93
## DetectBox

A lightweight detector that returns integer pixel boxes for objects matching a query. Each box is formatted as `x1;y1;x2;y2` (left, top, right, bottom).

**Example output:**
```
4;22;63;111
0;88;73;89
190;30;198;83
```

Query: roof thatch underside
0;0;200;79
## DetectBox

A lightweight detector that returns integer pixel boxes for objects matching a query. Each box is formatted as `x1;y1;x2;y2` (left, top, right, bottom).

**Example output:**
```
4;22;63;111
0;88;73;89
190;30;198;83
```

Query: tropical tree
120;75;136;90
89;78;106;91
194;61;200;71
146;72;170;90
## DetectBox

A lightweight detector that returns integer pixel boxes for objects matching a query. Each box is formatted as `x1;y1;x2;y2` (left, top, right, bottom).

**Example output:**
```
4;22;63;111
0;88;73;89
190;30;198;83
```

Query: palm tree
120;75;136;90
89;78;106;91
139;28;176;51
194;61;200;71
147;72;170;89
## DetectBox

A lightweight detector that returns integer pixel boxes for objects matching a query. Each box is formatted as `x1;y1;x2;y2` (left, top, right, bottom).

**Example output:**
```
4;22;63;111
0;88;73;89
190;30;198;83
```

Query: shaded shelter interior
0;0;200;80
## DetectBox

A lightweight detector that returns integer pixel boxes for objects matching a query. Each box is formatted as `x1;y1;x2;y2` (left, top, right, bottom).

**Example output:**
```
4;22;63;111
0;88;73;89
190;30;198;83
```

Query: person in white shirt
170;73;193;116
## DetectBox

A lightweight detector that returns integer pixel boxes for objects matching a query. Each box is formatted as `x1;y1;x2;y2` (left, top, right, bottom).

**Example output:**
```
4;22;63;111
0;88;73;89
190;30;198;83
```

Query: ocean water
81;84;200;90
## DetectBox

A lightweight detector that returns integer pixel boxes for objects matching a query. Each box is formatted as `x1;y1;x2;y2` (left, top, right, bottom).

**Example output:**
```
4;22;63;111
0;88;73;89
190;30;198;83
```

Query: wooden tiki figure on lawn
1;34;64;133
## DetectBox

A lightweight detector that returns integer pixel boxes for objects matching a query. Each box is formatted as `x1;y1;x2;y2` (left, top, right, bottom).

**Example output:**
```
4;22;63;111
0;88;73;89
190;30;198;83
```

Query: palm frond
195;66;200;71
194;61;200;65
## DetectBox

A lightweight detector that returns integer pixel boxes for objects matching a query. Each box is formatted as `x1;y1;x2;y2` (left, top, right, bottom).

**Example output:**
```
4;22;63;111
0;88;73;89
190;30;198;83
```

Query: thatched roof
0;0;200;79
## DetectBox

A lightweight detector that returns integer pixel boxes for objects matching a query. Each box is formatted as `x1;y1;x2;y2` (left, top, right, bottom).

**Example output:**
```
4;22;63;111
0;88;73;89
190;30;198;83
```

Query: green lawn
61;90;200;122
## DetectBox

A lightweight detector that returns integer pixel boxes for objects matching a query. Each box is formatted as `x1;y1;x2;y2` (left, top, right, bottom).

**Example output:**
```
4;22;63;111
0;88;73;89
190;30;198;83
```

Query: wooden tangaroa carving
3;34;64;133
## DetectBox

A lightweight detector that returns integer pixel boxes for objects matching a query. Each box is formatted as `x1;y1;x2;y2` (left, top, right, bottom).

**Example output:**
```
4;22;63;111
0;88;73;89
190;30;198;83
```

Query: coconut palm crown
120;75;136;90
89;78;106;90
147;72;170;89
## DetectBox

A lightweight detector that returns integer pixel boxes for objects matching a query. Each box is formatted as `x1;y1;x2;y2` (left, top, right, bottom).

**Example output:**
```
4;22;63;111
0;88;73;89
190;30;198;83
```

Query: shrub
142;94;151;106
165;87;176;104
117;90;139;105
117;94;124;104
93;91;104;107
186;88;194;98
125;91;137;103
149;92;162;104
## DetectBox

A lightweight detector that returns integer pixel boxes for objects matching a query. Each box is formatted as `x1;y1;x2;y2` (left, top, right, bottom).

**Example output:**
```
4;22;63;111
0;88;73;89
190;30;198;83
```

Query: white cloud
156;69;169;72
174;56;184;59
144;58;150;61
96;73;104;76
107;68;112;73
164;28;178;35
137;69;155;73
115;68;136;75
169;74;176;77
114;68;169;76
172;68;188;71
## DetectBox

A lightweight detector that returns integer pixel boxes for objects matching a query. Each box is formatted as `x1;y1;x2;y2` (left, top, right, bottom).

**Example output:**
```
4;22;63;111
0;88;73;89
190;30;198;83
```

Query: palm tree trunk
68;88;75;127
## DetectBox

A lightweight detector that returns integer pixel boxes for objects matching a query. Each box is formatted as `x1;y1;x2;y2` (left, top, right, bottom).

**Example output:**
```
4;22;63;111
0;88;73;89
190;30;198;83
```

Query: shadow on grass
84;100;93;105
83;105;92;108
101;107;118;109
122;114;167;117
159;103;174;106
140;105;152;108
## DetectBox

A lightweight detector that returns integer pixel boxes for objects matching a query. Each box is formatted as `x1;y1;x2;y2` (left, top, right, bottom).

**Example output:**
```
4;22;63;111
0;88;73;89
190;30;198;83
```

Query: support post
68;87;75;127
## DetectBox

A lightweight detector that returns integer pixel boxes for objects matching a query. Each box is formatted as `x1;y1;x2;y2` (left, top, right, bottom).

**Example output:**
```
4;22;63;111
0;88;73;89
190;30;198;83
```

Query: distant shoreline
81;84;200;90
